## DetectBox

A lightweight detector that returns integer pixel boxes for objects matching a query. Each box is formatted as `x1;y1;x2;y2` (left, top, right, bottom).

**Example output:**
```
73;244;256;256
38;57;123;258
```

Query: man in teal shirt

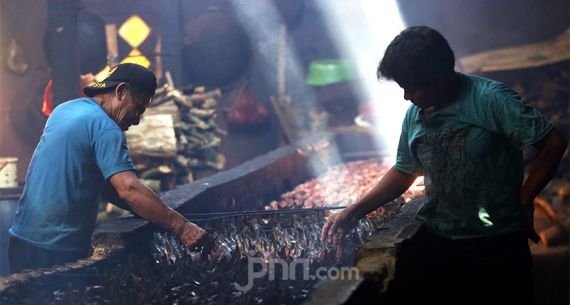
10;64;208;273
322;26;567;304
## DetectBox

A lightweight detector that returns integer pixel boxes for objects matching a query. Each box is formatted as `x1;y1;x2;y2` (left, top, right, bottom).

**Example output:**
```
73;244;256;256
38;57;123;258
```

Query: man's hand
109;171;213;251
321;206;360;245
321;166;416;244
320;166;416;245
179;221;209;249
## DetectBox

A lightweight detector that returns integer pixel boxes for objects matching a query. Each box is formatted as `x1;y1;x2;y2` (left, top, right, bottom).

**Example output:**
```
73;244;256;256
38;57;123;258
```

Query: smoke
228;0;343;174
314;0;408;160
228;0;408;172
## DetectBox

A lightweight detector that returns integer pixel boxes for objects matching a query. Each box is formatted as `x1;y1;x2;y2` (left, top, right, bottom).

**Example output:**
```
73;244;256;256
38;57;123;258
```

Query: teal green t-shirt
10;98;135;251
396;74;552;239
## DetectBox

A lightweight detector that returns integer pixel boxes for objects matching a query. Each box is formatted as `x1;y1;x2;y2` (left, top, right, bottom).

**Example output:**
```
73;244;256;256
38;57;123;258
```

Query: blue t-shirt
396;74;552;239
10;98;135;251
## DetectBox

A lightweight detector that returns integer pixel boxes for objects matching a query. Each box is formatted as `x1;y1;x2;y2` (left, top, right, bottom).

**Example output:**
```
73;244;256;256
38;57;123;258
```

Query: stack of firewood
126;76;226;191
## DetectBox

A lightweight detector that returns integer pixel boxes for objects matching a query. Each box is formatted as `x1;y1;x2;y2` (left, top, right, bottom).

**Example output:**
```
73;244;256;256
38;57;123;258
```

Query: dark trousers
8;237;89;274
385;227;535;305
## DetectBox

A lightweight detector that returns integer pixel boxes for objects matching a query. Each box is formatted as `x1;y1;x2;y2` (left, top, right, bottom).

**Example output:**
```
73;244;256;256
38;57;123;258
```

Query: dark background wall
0;0;51;183
397;0;570;57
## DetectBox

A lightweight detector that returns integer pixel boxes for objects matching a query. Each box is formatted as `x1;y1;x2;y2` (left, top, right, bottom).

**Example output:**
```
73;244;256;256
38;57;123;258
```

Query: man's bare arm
322;166;417;242
521;127;568;209
108;170;206;248
101;180;135;214
351;166;417;218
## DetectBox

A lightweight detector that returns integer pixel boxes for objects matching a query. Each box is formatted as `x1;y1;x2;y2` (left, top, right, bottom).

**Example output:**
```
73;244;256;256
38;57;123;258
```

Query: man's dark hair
377;26;455;87
121;83;152;101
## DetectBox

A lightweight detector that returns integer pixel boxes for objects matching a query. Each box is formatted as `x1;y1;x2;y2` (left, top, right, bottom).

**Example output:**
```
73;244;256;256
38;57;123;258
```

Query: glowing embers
266;159;424;211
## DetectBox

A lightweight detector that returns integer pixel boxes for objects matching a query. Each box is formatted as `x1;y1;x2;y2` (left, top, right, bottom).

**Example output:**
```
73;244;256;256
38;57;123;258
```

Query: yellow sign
118;15;151;48
95;15;153;80
121;49;151;68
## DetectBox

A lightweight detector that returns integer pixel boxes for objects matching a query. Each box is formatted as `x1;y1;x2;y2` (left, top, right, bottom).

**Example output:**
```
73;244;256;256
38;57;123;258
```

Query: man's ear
115;82;129;100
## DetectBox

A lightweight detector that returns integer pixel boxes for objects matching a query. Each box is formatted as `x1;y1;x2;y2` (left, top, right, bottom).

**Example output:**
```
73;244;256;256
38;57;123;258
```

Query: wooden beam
458;30;570;74
47;0;81;106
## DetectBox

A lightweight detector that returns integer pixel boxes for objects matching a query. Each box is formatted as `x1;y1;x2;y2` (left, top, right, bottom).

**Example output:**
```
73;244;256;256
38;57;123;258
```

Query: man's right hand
109;171;213;250
320;166;416;245
321;206;361;245
179;221;210;249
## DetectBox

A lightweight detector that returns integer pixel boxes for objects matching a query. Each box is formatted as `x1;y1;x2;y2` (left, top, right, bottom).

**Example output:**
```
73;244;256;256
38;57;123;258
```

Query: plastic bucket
0;157;18;188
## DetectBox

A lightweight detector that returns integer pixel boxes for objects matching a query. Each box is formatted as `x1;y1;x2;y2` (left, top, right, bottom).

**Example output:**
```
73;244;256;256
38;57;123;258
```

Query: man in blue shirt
9;63;208;273
321;27;567;304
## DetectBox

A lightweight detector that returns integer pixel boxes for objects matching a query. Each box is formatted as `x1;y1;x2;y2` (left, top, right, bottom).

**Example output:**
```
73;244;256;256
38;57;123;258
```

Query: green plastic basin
305;59;355;86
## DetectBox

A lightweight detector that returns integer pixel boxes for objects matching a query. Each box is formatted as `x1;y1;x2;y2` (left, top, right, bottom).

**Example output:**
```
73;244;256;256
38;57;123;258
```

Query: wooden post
270;24;296;143
47;0;81;106
105;24;119;67
160;0;184;87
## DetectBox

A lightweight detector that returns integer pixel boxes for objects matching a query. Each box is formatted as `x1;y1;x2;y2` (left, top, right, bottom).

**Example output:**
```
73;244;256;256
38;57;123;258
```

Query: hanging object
43;9;107;74
182;8;251;88
6;38;28;74
227;88;269;127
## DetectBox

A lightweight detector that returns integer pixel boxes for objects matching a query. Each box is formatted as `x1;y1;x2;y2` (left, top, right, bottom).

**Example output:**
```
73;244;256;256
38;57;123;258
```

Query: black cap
83;63;157;97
